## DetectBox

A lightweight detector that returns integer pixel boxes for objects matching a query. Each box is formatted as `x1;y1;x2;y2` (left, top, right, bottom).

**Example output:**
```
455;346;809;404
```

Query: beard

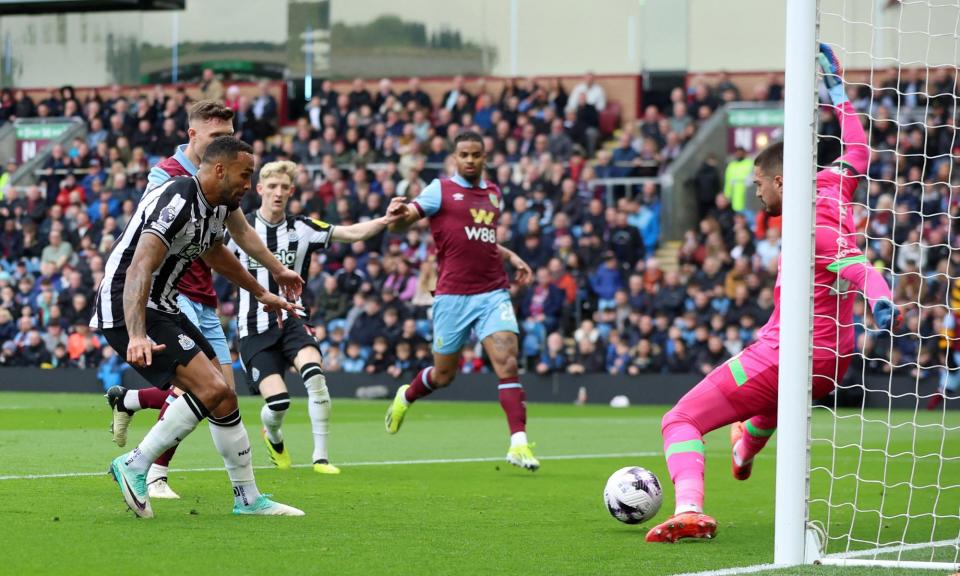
219;179;243;211
224;196;241;211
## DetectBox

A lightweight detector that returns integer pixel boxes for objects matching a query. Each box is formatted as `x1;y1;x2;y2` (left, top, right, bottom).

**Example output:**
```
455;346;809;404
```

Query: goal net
806;0;960;569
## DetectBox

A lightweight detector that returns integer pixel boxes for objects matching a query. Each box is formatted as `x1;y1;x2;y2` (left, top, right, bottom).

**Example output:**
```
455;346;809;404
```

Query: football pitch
0;391;957;576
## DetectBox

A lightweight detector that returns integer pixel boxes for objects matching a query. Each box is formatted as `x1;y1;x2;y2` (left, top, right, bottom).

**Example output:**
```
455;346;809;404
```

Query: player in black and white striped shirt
228;160;403;474
94;137;304;518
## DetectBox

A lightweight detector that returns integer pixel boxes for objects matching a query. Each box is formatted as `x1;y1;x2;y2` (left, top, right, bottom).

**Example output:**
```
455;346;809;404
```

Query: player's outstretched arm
225;209;303;300
123;233;170;367
202;242;303;318
818;43;868;194
333;197;409;241
385;198;423;233
831;254;902;330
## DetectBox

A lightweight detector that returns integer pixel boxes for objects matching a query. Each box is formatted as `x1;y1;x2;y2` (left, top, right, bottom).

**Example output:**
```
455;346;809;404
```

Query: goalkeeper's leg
648;342;780;542
731;352;852;480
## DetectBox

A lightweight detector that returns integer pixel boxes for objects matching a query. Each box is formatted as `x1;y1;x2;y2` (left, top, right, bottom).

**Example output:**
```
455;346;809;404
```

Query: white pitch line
668;563;782;576
667;539;960;576
0;451;662;481
829;538;959;559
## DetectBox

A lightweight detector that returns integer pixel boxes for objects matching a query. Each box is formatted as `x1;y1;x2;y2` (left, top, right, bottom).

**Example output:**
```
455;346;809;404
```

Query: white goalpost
778;0;960;570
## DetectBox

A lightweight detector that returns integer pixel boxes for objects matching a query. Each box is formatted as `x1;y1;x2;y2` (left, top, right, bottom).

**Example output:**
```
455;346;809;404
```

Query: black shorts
239;316;319;392
102;309;216;390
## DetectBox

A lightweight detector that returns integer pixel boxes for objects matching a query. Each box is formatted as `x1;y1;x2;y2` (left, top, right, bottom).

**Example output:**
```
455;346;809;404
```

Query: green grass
0;392;957;576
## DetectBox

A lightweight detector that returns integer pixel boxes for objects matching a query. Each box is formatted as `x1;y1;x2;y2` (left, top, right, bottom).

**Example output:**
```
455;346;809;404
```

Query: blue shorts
177;294;231;365
432;289;519;355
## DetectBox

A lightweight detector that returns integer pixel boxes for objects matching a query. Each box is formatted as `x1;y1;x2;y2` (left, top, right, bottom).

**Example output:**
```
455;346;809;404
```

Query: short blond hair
259;160;297;183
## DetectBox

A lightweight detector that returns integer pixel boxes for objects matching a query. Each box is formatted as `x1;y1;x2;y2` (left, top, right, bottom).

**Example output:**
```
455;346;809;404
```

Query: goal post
775;0;819;567
778;0;960;570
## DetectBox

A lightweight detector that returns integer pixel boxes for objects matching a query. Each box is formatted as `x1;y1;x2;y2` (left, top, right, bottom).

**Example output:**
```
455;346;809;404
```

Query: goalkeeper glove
873;299;903;331
817;43;848;105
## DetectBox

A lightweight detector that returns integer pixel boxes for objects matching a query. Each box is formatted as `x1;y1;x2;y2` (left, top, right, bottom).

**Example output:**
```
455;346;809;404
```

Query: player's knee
661;408;692;434
208;375;234;406
188;368;231;409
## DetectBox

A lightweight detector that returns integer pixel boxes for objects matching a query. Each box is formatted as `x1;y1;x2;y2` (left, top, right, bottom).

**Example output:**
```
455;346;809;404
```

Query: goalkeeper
646;44;903;543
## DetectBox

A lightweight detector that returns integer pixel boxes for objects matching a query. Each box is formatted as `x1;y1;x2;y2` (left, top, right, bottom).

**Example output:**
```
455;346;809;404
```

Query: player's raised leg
386;352;460;434
257;372;293;470
385;293;469;434
730;415;776;481
107;345;224;519
646;344;779;543
291;347;339;474
105;386;173;447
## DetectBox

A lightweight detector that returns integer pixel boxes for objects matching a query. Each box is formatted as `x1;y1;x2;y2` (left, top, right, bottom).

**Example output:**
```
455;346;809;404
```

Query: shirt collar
193;175;213;213
452;173;487;189
175;144;199;176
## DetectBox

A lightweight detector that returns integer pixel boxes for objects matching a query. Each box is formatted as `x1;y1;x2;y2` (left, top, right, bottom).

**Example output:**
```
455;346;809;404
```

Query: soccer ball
603;466;663;524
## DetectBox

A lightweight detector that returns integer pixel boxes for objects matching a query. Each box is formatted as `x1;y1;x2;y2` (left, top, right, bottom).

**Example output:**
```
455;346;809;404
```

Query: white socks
511;431;528;447
122;390;142;412
208;408;260;506
124;392;207;475
260;393;290;445
302;363;331;463
146;464;168;485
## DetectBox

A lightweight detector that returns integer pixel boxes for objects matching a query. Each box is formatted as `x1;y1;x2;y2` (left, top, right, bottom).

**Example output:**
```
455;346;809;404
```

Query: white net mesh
809;0;960;566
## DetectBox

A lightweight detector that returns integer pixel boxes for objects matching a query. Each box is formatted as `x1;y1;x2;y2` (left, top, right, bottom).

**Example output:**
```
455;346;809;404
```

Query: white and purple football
603;466;663;524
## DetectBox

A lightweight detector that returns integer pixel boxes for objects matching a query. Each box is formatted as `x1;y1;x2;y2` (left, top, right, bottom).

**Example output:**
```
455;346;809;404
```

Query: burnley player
645;45;902;542
105;100;303;499
95;137;304;518
382;131;539;471
229;161;404;474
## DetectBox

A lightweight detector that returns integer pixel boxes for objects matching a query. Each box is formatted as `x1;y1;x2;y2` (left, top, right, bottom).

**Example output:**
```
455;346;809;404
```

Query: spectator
336;255;365;296
537;332;569;375
365;336;394;374
459;345;485;374
631;339;663;374
400;77;432;110
696;334;731;376
608;210;645;268
20;329;51;366
0;340;22;366
96;346;127;389
590;253;623;309
565;72;606;114
41;229;73;268
521;267;565;332
66;322;99;362
51;343;72;369
387;340;415;379
349;297;386;348
693;154;723;220
723;147;753;212
384;258;417;302
441;75;472;112
200;68;225;102
607;339;632;375
567;337;605;374
341;341;366;373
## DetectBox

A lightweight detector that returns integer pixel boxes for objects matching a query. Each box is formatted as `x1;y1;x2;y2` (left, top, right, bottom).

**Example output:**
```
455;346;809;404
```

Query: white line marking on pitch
668;538;960;575
0;451;662;481
669;563;781;576
830;537;959;559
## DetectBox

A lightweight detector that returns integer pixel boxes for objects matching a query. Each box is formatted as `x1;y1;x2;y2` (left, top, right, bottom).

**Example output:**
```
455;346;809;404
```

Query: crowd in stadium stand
0;68;955;387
